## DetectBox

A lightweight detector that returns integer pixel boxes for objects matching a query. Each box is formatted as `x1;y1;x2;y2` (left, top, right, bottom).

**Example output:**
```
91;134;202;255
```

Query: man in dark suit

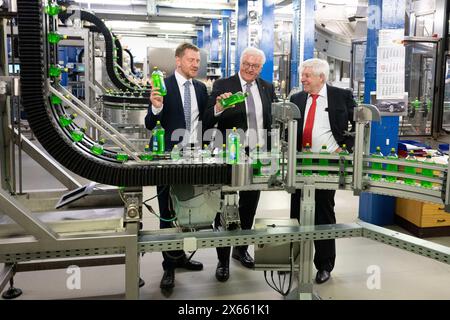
203;47;277;282
290;58;356;284
144;43;207;292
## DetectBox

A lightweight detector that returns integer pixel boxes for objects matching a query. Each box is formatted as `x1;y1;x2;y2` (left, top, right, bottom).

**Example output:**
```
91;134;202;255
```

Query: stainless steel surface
0;188;58;242
0;263;13;293
230;162;252;187
104;104;148;126
254;218;300;271
0;207;124;237
271;101;301;122
286;120;297;192
354;104;381;122
360;221;450;265
124;222;139;300
138;223;363;252
12;128;82;190
298;184;315;300
352;105;374;195
50;85;141;161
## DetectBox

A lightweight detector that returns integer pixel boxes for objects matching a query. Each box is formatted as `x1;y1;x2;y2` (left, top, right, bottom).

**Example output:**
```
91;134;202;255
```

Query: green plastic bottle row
369;148;435;188
300;144;349;176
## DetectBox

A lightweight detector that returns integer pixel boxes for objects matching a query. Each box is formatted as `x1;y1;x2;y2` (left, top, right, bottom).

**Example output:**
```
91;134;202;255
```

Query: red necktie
302;94;319;148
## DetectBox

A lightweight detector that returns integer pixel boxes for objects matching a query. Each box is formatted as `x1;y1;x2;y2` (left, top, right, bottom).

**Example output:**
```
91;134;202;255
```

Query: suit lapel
256;78;270;129
299;92;308;130
192;80;203;116
326;85;336;127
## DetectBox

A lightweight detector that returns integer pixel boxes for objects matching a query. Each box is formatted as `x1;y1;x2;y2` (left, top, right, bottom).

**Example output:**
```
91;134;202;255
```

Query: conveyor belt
124;48;137;75
16;0;231;187
60;10;137;91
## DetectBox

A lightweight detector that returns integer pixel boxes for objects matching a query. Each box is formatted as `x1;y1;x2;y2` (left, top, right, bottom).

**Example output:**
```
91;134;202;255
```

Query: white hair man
290;58;356;284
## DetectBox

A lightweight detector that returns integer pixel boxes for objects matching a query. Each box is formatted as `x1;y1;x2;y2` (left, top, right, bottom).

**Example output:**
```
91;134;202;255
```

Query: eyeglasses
242;62;261;70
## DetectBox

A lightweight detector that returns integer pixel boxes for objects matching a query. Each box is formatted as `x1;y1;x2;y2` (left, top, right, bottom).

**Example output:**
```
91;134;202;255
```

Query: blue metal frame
290;0;315;90
221;10;232;78
290;0;300;89
260;0;274;82
203;25;211;61
210;19;220;62
303;0;315;61
197;30;203;48
235;0;248;70
359;0;405;226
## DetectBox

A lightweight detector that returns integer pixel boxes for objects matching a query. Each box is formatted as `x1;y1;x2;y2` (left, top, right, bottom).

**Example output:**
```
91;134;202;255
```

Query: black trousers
290;189;336;272
157;185;186;270
216;190;261;263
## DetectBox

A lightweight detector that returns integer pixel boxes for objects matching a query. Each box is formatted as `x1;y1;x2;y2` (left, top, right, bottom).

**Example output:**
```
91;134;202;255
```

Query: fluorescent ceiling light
105;20;149;29
275;3;293;15
156;23;195;31
74;0;134;5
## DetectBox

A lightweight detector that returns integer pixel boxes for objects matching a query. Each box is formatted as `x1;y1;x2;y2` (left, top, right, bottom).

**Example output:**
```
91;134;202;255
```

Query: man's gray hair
240;47;266;65
299;58;330;81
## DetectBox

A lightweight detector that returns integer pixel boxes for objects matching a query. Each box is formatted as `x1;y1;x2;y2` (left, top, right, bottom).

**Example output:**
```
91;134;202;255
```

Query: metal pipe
286;119;297;192
49;86;141;161
12;128;82;190
0;188;58;242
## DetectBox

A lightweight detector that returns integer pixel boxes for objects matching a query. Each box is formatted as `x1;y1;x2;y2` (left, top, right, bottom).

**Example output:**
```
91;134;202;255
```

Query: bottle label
152;136;158;152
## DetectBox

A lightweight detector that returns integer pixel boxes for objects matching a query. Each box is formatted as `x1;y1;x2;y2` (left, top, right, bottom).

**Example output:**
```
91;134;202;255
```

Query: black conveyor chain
60;10;132;91
16;0;231;187
124;48;137;75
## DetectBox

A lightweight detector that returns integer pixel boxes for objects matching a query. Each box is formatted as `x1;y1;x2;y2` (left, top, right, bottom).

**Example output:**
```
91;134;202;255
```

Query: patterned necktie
302;94;319;148
183;80;191;132
245;82;258;147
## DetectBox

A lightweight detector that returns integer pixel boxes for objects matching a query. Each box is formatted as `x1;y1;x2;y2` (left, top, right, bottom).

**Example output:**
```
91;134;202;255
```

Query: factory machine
0;1;450;300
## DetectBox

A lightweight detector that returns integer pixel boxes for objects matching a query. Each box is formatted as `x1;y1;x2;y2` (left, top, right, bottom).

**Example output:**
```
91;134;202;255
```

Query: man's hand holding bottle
149;79;163;109
214;92;233;113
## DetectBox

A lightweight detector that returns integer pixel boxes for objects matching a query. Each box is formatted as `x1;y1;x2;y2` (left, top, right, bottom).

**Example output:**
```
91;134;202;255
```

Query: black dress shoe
177;257;203;271
315;270;330;284
231;248;254;269
215;261;230;282
160;269;175;290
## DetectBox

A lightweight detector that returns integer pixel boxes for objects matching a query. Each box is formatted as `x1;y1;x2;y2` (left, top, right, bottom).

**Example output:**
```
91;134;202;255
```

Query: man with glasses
203;47;277;282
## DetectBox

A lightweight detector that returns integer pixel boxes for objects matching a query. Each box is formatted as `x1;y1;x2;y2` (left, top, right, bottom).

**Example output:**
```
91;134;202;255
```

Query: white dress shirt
303;85;339;153
152;70;200;144
238;73;265;149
